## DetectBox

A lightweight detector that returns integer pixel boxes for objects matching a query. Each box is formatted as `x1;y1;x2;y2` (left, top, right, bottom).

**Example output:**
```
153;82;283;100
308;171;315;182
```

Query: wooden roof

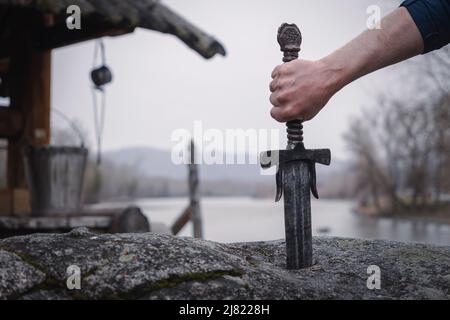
0;0;226;59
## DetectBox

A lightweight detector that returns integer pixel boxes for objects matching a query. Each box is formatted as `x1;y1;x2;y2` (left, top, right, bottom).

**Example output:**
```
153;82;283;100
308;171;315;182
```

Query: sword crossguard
260;144;331;201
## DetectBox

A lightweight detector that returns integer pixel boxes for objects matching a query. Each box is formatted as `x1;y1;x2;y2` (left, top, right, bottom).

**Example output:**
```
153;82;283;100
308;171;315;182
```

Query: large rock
0;227;448;300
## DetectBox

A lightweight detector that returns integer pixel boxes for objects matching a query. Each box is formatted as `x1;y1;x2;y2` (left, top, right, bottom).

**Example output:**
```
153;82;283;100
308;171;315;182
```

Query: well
23;145;88;216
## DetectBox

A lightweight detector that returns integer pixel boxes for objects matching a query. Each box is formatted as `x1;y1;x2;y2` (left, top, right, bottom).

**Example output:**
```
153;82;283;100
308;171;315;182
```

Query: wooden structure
0;206;150;239
0;1;225;219
171;140;203;238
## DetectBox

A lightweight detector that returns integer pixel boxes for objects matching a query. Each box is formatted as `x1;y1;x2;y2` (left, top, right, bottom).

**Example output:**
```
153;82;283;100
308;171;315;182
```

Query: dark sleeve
400;0;450;53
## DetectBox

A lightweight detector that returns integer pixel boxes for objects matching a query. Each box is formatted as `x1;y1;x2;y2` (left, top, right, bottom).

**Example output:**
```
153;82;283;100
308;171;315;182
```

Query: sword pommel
277;23;302;63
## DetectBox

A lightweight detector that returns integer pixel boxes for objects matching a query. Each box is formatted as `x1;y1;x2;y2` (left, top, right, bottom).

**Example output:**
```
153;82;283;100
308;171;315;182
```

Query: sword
260;23;331;269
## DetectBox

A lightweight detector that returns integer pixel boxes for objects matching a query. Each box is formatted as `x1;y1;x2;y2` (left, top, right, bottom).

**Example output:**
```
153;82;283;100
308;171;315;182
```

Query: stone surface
0;250;45;298
0;227;448;300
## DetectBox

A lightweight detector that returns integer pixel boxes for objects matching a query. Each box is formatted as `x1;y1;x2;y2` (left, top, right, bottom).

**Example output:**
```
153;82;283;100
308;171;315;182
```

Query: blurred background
1;0;449;244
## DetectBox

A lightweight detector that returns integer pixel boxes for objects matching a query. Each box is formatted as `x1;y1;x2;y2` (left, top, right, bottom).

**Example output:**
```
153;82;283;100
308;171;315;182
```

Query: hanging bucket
23;146;88;216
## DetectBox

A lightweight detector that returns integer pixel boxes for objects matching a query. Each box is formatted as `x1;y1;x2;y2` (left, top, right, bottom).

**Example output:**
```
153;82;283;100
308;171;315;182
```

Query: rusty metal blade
283;160;313;269
275;168;283;202
309;162;319;199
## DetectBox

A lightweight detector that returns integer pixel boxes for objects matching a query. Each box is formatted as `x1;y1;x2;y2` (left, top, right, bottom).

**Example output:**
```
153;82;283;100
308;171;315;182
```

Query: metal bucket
23;146;88;216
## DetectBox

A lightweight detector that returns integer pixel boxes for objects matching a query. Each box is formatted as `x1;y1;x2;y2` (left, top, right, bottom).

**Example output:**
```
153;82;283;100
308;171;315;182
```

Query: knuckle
277;95;287;104
270;107;277;118
278;64;287;75
280;63;294;74
278;90;292;103
276;78;285;86
278;78;292;90
285;107;299;119
269;80;277;92
297;108;311;121
271;65;281;78
269;93;278;105
281;108;296;122
270;108;284;123
273;105;296;122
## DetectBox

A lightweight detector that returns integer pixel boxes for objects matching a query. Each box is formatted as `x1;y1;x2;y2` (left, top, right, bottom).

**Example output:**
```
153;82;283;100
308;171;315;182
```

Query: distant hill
101;147;354;199
104;147;265;182
0;144;354;200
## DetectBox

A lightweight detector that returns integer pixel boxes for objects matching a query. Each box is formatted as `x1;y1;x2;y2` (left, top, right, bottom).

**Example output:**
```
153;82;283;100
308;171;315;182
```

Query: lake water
97;197;450;246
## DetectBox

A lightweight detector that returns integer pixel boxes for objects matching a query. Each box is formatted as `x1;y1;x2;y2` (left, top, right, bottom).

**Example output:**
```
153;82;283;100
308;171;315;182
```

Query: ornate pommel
277;23;302;62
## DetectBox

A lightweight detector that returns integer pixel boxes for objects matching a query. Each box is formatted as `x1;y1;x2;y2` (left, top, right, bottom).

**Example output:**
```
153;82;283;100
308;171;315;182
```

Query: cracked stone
0;228;448;300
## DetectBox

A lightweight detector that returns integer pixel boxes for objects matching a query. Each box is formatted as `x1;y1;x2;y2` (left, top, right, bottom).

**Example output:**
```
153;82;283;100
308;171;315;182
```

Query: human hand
269;59;341;122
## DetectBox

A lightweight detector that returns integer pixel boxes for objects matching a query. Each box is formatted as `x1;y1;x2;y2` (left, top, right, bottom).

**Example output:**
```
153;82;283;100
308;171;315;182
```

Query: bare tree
346;47;450;215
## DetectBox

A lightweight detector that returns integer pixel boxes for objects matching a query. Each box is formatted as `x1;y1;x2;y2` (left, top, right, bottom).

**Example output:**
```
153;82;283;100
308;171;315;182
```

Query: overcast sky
52;0;409;160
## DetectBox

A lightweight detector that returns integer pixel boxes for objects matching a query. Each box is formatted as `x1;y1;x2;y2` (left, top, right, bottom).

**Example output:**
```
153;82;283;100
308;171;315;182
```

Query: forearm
322;7;424;91
269;1;448;122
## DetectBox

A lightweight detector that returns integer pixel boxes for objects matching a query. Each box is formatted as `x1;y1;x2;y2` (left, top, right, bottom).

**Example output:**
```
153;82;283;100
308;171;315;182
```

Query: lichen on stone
0;228;448;300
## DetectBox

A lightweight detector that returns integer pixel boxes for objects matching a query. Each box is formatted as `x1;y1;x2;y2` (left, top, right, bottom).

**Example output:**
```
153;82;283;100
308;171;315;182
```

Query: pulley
90;39;112;165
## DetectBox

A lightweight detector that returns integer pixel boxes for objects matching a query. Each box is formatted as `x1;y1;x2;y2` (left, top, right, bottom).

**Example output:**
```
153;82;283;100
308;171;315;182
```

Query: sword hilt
278;23;304;150
260;23;331;202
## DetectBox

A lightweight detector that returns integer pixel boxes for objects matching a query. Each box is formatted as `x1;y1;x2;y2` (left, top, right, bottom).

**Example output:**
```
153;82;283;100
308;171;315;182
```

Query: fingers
269;59;324;123
270;78;291;93
270;63;295;91
270;107;285;122
269;89;289;107
271;65;280;79
270;66;281;93
269;91;279;106
270;105;312;123
270;106;297;123
269;61;305;122
269;81;293;121
271;62;296;79
269;79;277;92
270;91;295;122
270;88;314;122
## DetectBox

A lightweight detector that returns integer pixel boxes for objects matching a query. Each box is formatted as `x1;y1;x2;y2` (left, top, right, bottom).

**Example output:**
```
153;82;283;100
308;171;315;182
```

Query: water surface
97;197;450;246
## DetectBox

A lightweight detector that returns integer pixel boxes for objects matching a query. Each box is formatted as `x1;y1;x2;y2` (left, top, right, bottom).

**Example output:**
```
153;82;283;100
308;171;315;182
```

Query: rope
92;39;108;165
91;86;106;164
51;108;85;147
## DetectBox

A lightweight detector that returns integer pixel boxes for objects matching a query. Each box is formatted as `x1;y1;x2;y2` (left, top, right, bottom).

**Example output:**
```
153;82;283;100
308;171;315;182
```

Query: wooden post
8;49;51;188
170;206;192;236
6;21;51;214
189;140;203;238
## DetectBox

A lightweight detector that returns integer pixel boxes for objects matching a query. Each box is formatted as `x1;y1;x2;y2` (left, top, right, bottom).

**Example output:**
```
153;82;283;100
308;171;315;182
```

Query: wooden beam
0;189;30;217
189;140;203;238
0;108;23;138
171;206;193;235
26;50;52;146
0;12;133;59
36;22;133;51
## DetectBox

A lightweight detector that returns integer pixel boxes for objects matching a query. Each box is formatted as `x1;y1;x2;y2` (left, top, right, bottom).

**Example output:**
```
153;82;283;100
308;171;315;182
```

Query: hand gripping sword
260;23;331;269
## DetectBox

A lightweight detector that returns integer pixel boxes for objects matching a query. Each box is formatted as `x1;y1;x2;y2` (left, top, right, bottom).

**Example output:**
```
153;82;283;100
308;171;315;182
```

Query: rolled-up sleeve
400;0;450;53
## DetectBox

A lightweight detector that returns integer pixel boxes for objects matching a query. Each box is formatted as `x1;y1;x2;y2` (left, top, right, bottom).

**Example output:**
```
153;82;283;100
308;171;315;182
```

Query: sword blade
283;160;313;269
